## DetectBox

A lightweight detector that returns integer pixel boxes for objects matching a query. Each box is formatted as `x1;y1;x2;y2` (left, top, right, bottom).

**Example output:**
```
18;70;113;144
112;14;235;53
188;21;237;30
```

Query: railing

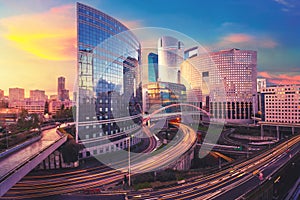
0;131;67;184
0;136;41;159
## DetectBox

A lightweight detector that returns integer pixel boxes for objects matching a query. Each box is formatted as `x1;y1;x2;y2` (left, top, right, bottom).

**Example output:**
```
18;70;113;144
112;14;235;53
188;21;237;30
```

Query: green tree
16;109;41;131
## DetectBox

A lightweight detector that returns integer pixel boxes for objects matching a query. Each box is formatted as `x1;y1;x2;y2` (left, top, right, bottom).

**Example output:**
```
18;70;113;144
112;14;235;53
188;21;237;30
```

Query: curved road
126;134;300;199
2;124;197;199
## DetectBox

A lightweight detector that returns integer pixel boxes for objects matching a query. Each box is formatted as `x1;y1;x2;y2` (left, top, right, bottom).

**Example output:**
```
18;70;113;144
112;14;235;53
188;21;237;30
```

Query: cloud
123;20;143;29
0;4;76;61
210;33;278;50
274;0;294;8
0;4;76;98
258;71;273;79
222;34;253;43
258;71;300;85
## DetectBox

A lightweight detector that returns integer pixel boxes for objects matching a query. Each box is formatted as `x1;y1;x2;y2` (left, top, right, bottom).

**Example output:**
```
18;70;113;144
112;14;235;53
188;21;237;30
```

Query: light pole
128;136;131;186
247;145;249;159
6;129;8;149
252;93;256;126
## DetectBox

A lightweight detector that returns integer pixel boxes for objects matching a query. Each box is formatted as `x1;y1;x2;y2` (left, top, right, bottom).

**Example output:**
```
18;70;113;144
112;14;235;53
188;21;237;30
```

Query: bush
157;170;176;182
133;172;154;184
0;142;6;150
134;182;151;190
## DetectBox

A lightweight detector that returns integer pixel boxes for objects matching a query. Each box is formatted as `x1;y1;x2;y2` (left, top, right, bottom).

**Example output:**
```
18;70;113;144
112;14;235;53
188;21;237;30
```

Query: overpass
2;123;198;199
0;127;67;197
259;121;300;140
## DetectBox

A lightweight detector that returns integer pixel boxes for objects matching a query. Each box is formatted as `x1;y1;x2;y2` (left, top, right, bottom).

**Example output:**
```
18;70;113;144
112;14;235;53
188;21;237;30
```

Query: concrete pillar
276;126;280;140
44;157;49;169
261;125;264;140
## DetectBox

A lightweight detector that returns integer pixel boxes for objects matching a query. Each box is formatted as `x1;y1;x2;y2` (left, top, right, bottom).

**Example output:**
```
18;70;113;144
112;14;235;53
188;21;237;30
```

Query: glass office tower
148;53;158;82
76;3;142;158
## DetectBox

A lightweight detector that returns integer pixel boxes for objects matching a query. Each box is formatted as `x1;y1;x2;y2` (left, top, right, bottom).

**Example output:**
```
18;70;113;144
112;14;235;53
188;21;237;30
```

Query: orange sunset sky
0;3;76;98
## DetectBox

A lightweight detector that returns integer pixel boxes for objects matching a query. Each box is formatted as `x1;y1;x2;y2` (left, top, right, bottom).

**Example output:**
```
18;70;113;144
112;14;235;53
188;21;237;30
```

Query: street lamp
5;129;8;149
128;134;134;187
252;93;256;126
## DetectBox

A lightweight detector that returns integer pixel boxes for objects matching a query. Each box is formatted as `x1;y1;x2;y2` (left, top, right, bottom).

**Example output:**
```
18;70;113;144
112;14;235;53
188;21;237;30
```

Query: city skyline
0;76;70;99
0;0;300;97
0;2;299;199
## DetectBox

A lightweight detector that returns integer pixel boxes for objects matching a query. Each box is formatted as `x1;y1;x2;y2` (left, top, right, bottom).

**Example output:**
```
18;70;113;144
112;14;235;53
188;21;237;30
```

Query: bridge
259;121;300;140
0;127;67;196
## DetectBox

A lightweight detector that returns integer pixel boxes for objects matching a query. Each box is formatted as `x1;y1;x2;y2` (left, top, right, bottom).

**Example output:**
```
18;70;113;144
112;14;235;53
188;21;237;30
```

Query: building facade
30;90;46;101
48;99;72;115
9;88;24;102
158;36;184;83
0;90;4;100
257;78;267;93
58;77;69;101
0;108;20;125
182;48;257;123
257;78;267;114
261;84;300;124
76;3;142;158
144;81;186;113
148;53;158;82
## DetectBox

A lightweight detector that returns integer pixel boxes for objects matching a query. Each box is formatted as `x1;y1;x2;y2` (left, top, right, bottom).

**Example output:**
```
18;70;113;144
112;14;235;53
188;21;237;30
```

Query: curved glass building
158;36;184;83
76;3;142;158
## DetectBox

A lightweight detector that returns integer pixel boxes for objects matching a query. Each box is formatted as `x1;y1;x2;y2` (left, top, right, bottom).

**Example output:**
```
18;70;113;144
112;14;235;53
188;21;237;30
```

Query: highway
1;123;197;199
4;122;298;200
0;127;67;197
0;128;63;180
126;134;300;199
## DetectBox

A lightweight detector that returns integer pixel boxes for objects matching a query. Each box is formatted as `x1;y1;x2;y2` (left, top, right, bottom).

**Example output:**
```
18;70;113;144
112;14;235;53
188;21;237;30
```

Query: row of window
79;137;140;158
266;120;300;123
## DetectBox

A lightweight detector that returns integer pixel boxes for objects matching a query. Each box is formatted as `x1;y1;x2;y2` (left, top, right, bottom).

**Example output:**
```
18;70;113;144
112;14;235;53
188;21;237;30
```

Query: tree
60;104;65;111
60;134;81;163
16;109;41;131
54;106;74;121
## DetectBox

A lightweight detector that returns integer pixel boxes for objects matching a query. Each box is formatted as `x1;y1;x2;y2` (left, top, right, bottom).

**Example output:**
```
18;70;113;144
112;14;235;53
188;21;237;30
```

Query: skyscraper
158;36;184;83
182;48;257;123
148;53;158;82
57;77;69;101
76;3;141;158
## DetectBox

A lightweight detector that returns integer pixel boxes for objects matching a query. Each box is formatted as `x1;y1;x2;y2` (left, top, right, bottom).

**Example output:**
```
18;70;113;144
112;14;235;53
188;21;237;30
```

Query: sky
0;0;299;97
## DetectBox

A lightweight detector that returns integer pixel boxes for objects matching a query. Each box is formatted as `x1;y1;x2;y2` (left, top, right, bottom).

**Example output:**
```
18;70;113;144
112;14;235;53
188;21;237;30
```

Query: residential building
48;99;72;115
261;84;300;123
30;90;46;101
9;88;24;101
